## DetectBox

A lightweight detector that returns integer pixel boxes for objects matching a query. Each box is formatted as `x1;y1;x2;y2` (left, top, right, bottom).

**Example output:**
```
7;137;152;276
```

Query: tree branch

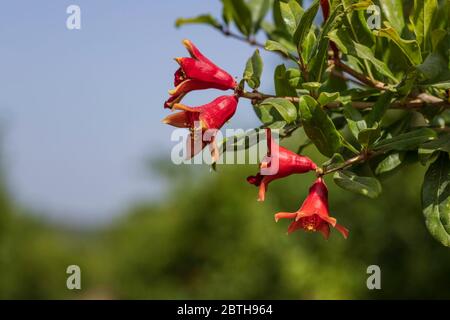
237;90;450;110
332;59;389;90
218;26;266;49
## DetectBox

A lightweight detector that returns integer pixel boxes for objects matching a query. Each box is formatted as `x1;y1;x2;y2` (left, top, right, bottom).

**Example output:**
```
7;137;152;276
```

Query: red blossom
162;95;238;161
247;129;317;201
275;177;349;239
165;40;237;109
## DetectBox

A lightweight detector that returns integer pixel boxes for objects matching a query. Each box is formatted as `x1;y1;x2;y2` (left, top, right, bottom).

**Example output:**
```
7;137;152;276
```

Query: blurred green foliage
1;135;450;299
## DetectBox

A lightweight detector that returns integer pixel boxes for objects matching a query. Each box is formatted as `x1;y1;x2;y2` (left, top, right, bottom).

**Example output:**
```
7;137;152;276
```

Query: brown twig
332;60;389;90
217;26;291;60
219;26;266;49
330;68;366;87
318;150;386;176
237;90;450;110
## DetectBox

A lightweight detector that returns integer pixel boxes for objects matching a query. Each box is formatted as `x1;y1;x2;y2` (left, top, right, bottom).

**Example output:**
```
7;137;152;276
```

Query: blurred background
0;0;449;299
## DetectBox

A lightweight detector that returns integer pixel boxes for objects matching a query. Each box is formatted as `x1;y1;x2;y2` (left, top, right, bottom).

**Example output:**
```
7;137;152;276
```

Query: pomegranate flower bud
275;177;349;240
247;129;317;201
162;95;238;161
165;40;237;109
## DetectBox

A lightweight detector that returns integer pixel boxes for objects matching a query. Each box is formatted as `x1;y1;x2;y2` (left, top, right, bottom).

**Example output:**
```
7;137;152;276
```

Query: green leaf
218;128;263;155
373;128;437;152
175;14;222;29
317;92;339;106
328;30;398;82
260;98;298;124
365;91;395;128
299;96;342;157
254;104;274;124
374;25;422;66
410;0;438;53
280;0;304;36
274;64;299;96
243;49;263;89
322;153;345;172
301;29;317;61
293;0;319;51
416;52;448;82
422;152;450;247
419;134;450;163
429;81;450;90
358;123;381;148
309;3;344;81
229;0;253;36
375;152;404;175
420;134;450;153
302;82;321;91
333;170;382;198
431;29;447;51
265;40;290;57
222;0;234;25
344;104;367;139
379;0;405;34
248;0;271;33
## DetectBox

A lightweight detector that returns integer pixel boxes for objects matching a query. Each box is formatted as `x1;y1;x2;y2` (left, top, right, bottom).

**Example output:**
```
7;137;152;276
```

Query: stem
330;68;366;87
332;59;388;90
218;26;266;49
298;54;309;82
319;150;384;176
237;90;450;110
217;26;290;60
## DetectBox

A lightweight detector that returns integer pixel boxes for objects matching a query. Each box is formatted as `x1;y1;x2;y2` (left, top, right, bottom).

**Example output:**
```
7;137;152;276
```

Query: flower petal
334;223;349;239
275;212;297;222
182;39;212;64
317;223;331;240
162;111;190;128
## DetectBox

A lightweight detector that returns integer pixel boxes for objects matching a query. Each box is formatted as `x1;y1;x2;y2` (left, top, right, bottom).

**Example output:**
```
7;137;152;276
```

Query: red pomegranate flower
162;95;238;161
247;129;317;201
275;177;349;239
165;40;237;109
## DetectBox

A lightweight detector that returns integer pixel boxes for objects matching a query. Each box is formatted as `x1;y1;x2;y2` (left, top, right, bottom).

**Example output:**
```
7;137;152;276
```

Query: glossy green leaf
248;0;271;33
419;134;450;163
293;0;319;51
410;0;438;53
375;25;422;66
323;153;345;172
265;40;290;57
260;98;298;124
328;30;398;82
344;104;367;139
317;92;339;106
334;170;382;198
299;96;342;157
254;104;274;124
373;128;437;152
358;123;381;148
416;52;449;82
375;152;404;175
274;64;300;97
222;0;234;25
280;0;304;36
365;91;395;128
302;82;321;91
309;3;344;81
422;152;450;247
379;0;405;34
229;0;253;36
301;29;317;61
243;49;263;89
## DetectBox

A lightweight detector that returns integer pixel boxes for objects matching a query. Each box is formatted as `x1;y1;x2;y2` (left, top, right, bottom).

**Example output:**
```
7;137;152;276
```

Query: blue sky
0;1;283;224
